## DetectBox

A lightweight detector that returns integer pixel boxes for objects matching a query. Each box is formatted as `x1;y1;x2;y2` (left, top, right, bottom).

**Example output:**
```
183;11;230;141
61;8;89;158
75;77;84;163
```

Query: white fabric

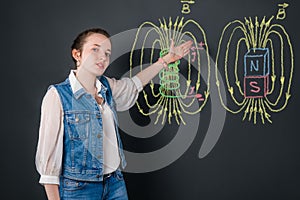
100;102;120;174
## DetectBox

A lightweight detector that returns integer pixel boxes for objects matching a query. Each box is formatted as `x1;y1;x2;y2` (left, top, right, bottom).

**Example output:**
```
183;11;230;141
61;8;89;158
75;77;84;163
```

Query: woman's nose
98;49;106;61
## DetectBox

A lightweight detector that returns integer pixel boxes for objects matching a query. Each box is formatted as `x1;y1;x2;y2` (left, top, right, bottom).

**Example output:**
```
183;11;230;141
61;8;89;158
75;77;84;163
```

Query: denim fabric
59;170;128;200
52;76;126;182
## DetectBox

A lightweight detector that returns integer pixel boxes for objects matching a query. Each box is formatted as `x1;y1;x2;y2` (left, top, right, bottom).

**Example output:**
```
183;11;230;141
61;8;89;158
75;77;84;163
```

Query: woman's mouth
96;62;104;69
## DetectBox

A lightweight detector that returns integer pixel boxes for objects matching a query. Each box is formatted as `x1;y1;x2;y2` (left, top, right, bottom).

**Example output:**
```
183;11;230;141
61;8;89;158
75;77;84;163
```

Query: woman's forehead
84;33;111;47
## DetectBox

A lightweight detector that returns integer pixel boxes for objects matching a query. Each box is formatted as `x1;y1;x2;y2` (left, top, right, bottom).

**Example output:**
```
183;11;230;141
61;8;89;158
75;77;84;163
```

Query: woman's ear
72;49;81;61
72;49;81;67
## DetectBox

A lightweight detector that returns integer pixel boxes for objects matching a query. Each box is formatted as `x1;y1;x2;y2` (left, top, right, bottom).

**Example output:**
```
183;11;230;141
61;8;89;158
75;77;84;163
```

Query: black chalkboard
3;0;299;199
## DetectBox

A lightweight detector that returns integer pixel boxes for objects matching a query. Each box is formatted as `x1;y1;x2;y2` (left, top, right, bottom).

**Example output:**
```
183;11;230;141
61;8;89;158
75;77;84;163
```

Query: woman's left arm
107;40;192;111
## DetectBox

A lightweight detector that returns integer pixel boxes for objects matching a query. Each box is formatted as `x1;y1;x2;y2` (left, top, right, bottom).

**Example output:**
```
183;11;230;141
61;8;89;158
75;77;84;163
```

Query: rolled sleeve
39;175;60;185
131;76;143;93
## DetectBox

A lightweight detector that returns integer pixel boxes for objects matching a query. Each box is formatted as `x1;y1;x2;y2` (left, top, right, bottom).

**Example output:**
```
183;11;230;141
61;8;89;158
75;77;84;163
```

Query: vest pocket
65;111;91;140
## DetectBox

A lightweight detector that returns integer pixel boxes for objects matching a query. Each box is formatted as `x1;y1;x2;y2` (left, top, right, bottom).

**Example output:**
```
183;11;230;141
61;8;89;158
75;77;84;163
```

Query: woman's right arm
44;184;60;200
35;87;64;200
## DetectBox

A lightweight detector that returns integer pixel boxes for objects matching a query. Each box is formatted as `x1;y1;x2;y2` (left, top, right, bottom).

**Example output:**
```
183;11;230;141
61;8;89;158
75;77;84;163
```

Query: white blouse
35;70;143;185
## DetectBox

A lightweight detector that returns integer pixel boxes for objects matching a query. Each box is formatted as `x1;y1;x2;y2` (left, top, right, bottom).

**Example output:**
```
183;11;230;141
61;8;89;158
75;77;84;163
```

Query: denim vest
52;76;126;182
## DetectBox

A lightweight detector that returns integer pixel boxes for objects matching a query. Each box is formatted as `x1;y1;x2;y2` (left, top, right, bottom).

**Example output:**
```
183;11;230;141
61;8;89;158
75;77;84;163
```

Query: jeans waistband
103;171;116;180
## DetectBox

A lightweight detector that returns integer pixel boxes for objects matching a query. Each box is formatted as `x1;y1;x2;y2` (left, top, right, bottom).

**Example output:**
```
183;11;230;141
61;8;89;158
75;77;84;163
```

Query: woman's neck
75;68;97;95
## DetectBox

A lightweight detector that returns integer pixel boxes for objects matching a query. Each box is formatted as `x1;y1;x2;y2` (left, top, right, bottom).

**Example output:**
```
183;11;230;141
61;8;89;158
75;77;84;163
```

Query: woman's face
74;33;112;76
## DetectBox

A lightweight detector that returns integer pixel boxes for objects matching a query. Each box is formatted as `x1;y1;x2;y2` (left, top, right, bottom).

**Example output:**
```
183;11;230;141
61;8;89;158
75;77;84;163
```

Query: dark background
2;0;300;199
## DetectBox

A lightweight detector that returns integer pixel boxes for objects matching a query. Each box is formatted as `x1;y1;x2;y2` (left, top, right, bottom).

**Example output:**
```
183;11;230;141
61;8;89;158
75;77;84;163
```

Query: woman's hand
163;39;193;64
136;39;193;86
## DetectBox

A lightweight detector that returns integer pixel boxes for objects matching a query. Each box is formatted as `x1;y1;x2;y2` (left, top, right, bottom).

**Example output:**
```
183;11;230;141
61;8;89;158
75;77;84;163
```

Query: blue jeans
59;170;128;200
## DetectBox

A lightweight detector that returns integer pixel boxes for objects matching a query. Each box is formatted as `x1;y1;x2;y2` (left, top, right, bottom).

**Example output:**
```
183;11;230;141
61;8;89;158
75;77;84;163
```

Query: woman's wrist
158;57;168;69
157;50;182;70
162;54;173;64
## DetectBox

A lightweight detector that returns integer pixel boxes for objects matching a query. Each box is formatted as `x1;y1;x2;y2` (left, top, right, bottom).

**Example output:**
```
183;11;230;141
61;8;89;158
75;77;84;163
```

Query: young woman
35;28;192;200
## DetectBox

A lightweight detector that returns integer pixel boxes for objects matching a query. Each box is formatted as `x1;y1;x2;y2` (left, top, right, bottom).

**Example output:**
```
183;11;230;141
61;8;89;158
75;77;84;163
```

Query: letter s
250;81;260;93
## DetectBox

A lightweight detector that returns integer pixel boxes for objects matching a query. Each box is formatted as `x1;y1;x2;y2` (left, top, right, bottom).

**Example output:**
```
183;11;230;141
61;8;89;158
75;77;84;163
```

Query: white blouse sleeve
35;87;64;185
107;76;143;111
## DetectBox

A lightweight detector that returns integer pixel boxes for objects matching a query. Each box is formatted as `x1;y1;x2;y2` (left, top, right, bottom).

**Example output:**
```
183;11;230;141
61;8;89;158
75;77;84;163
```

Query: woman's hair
71;28;111;66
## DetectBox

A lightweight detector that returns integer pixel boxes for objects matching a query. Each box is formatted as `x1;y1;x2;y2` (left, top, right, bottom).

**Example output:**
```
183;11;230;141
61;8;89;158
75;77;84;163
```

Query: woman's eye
92;48;99;52
105;52;111;57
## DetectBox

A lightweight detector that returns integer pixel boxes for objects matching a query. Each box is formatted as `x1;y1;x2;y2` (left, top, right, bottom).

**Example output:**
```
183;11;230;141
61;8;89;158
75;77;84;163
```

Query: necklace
95;95;104;105
95;92;105;113
93;86;104;105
